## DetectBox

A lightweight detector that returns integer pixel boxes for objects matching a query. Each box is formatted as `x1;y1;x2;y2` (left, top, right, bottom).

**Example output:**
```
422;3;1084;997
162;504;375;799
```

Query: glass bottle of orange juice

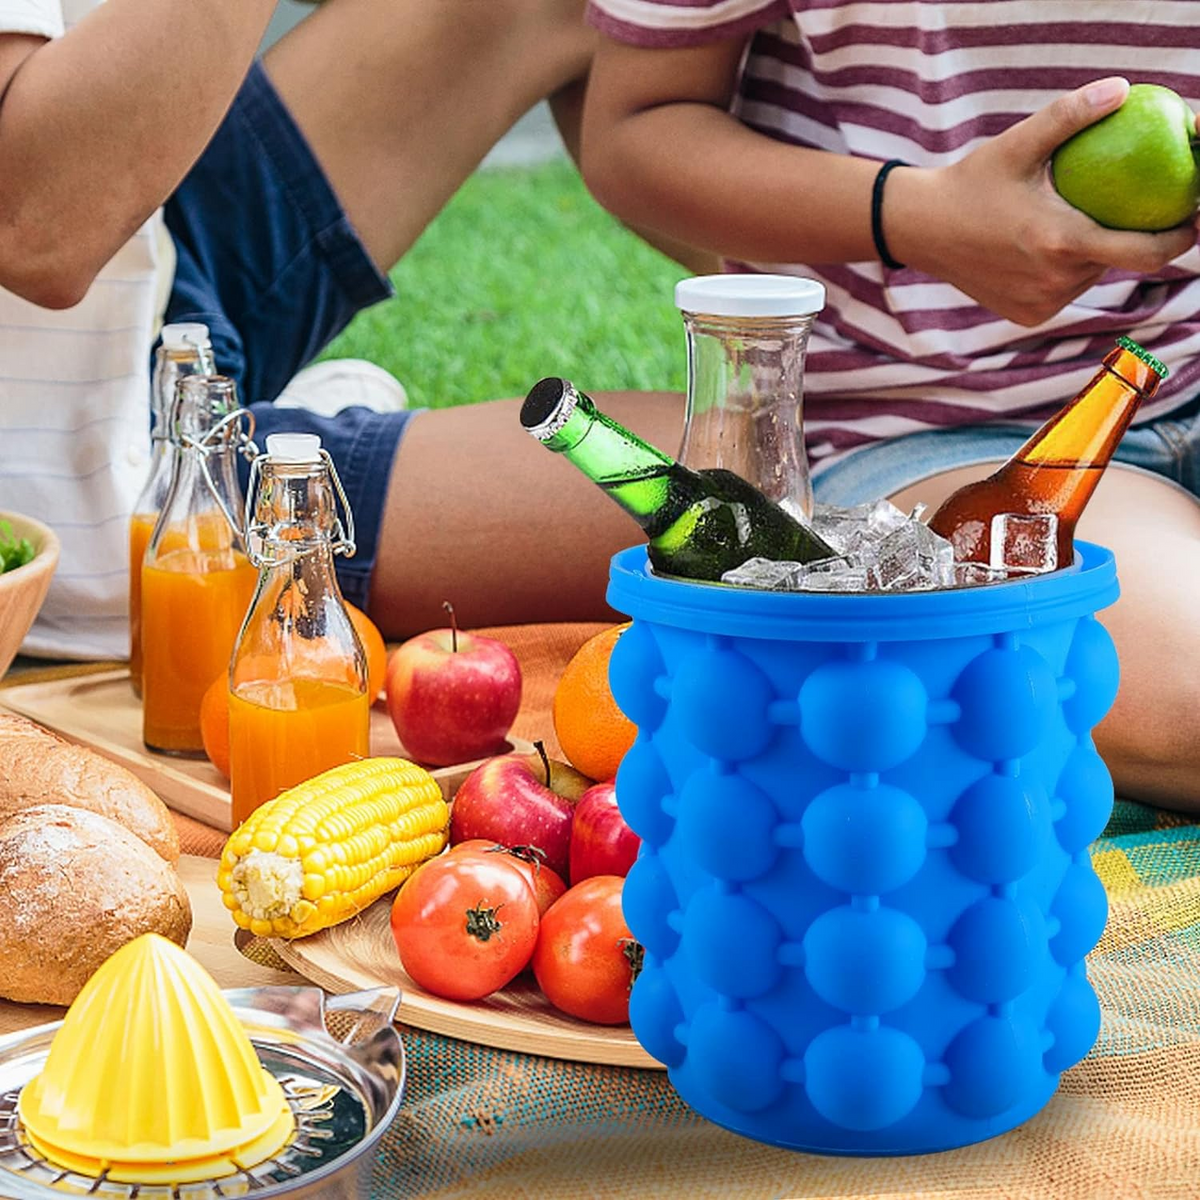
228;433;370;826
129;324;215;697
141;375;257;755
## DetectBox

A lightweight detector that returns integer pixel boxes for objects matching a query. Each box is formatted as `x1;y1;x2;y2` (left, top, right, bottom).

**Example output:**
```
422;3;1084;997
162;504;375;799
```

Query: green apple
1052;83;1200;231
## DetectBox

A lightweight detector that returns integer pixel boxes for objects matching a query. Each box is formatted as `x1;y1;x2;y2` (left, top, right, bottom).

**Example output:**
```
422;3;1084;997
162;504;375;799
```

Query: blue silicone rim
606;541;1119;643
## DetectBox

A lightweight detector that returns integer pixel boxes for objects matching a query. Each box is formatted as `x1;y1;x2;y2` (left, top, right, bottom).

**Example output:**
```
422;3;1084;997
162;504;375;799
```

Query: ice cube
810;503;867;555
797;556;871;592
953;562;1008;588
866;519;958;591
989;513;1059;574
867;499;911;535
915;522;956;587
811;499;909;558
722;557;804;591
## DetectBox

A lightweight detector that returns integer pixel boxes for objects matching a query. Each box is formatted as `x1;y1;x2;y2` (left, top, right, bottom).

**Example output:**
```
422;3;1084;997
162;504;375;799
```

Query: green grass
319;159;690;409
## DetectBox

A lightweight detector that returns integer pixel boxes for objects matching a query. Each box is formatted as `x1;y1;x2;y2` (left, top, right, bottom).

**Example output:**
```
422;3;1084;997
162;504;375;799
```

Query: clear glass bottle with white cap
228;432;369;827
129;323;216;696
675;274;826;518
141;374;256;755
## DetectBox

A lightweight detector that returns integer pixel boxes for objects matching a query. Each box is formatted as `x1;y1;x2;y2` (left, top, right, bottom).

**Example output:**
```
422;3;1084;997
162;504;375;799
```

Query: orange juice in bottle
142;375;255;755
129;324;215;696
229;433;370;825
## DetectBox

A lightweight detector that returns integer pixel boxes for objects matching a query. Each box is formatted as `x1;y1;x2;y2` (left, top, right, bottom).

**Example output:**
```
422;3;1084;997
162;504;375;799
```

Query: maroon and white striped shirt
587;0;1200;467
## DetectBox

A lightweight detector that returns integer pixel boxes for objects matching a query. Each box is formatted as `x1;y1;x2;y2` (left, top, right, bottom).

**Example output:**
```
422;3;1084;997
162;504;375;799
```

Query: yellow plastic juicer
0;934;405;1199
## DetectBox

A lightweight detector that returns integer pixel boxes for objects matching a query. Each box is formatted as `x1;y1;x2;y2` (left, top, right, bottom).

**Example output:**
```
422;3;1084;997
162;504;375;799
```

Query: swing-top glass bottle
141;374;257;755
129;323;215;696
228;433;370;827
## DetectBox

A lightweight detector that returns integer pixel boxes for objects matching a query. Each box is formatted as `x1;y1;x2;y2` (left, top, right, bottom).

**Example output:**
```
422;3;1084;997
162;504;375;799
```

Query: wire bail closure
176;406;258;540
243;447;357;569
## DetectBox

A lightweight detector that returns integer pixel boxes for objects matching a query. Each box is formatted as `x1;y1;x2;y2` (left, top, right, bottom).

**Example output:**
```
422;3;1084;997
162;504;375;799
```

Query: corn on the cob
217;757;448;938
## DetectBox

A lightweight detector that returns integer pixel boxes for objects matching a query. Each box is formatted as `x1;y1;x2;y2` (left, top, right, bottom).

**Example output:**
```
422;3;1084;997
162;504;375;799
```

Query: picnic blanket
369;796;1200;1199
15;627;1200;1198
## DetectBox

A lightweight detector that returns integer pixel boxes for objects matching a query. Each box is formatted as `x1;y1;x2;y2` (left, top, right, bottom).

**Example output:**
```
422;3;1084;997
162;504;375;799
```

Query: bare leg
263;0;596;271
368;391;685;635
890;464;1200;810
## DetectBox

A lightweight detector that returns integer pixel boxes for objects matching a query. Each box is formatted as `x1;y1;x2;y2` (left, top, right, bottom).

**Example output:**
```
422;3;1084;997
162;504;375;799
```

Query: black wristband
871;159;908;271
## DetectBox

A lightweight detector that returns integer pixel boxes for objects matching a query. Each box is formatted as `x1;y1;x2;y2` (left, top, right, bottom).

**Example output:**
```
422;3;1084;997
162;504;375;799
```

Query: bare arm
582;39;1197;325
582;38;884;267
0;0;275;309
548;74;718;275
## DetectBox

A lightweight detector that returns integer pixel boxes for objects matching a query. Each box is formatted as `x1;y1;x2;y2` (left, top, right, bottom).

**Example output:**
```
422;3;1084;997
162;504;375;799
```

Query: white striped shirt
0;0;173;659
588;0;1200;466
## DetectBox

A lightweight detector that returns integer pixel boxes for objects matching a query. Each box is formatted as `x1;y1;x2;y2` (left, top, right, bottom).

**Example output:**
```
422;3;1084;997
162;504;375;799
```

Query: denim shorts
159;62;415;610
813;396;1200;509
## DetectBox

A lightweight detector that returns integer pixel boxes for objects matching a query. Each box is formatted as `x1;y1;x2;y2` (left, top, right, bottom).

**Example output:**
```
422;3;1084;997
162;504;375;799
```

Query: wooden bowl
0;511;60;678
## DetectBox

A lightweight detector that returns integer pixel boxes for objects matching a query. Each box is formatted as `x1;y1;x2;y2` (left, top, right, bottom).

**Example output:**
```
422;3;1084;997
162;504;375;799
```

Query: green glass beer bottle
521;377;834;581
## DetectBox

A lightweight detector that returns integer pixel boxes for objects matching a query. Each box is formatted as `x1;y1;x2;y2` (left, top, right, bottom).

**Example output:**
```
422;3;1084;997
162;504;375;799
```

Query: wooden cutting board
0;856;300;1038
0;669;530;832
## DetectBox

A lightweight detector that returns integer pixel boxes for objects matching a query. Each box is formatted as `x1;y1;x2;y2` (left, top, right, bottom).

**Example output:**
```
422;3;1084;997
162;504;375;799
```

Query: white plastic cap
160;322;212;351
675;274;826;318
266;433;323;462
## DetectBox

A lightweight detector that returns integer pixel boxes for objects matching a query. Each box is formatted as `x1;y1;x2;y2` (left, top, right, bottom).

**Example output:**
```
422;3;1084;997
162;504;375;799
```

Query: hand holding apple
878;78;1195;328
569;780;640;884
1053;82;1200;231
385;603;521;766
450;742;593;879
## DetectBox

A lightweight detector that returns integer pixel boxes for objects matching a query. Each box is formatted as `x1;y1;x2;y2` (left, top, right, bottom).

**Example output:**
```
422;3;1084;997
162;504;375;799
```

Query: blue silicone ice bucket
607;542;1120;1155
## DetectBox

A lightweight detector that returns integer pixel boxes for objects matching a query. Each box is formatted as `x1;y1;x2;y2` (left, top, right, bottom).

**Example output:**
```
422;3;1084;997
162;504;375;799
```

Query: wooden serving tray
269;898;661;1070
0;668;530;832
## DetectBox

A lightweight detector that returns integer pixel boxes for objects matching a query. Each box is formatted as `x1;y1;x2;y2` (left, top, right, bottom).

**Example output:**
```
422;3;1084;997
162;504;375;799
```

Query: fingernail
1083;77;1129;108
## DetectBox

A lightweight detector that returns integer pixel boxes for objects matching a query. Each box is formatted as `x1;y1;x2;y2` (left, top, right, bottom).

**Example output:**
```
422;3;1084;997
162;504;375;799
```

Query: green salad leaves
0;520;35;574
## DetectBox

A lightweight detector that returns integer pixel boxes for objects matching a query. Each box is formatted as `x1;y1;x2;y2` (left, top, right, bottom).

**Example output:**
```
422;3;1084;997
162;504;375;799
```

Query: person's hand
887;77;1197;326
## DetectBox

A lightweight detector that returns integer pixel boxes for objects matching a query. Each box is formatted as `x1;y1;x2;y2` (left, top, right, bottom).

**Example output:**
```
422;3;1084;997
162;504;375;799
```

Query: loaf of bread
0;713;179;862
0;804;192;1006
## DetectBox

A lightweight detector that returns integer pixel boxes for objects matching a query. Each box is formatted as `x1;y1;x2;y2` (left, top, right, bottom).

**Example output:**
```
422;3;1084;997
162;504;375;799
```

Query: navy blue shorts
160;61;416;610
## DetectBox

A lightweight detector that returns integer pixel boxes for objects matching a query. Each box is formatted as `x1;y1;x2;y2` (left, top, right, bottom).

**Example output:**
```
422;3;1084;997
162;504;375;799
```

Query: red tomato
449;840;567;917
532;876;642;1025
390;853;539;1001
450;839;505;856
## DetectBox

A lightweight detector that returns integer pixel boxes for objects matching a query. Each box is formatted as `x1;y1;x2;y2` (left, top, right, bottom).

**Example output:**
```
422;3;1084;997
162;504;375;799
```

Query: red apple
450;746;594;879
386;622;521;766
569;781;640;884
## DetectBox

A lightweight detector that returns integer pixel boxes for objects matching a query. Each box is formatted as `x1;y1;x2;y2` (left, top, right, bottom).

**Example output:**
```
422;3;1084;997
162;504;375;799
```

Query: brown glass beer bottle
927;336;1166;569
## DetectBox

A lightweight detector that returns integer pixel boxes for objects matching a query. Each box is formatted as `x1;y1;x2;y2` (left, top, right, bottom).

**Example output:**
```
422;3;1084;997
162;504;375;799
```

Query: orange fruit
553;624;636;782
200;674;231;779
346;603;387;700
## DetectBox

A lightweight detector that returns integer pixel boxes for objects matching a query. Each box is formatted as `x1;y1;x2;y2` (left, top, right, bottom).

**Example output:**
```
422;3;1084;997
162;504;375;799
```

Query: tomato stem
442;600;458;653
490;843;546;876
465;901;503;942
619;938;645;989
533;740;551;788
